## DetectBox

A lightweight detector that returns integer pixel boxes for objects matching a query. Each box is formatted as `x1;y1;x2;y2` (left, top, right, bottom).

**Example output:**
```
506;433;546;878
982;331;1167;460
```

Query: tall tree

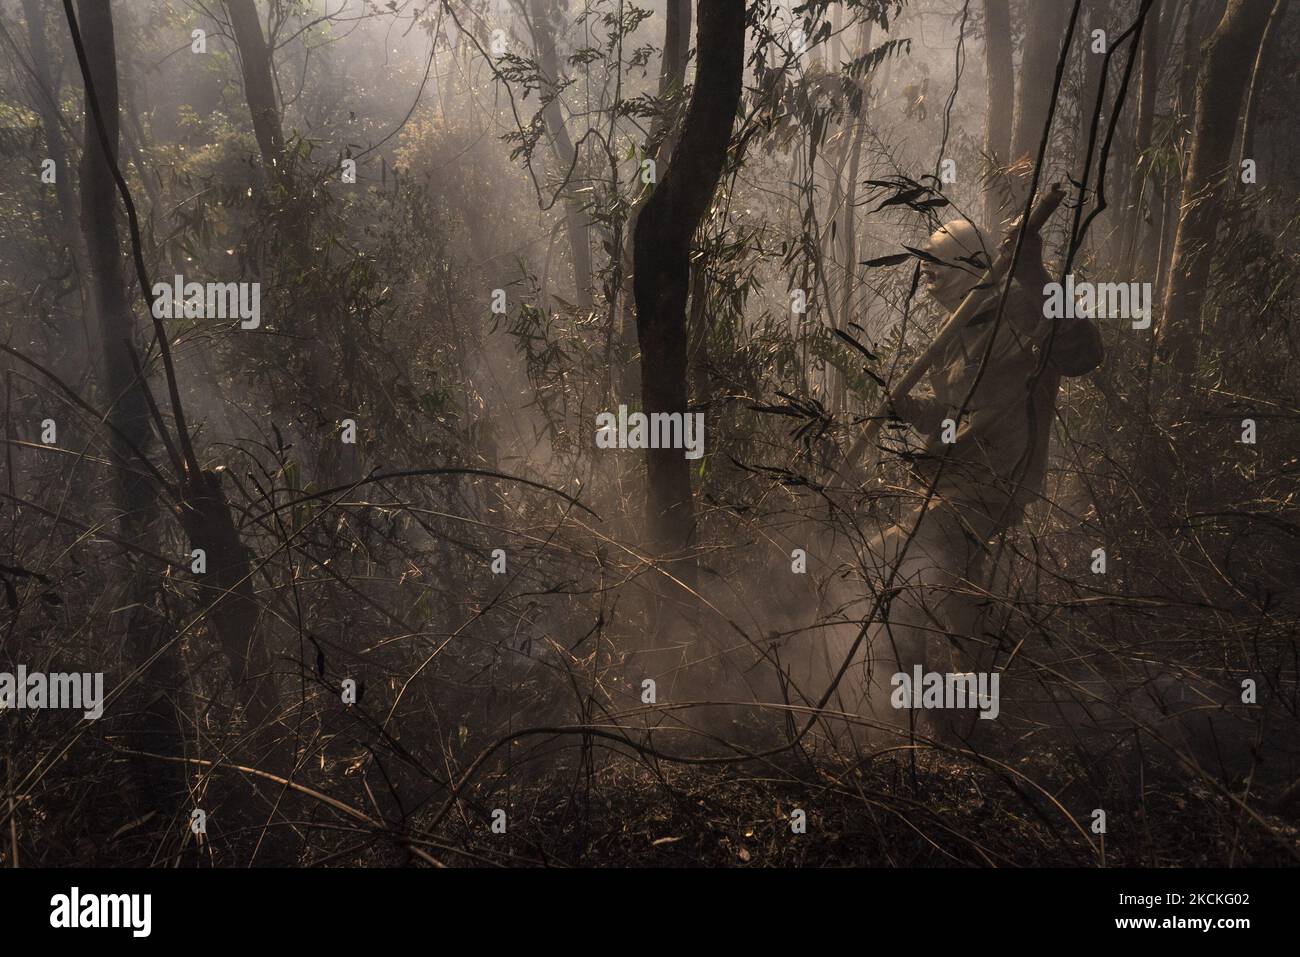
621;0;693;399
633;0;744;553
982;0;1014;230
75;0;153;536
225;0;287;183
835;20;875;407
1120;0;1163;271
1155;0;1216;300
527;0;593;310
224;0;346;487
1073;0;1111;188
1237;0;1289;175
71;0;279;765
1158;0;1274;378
1009;0;1070;165
64;0;190;819
655;0;694;168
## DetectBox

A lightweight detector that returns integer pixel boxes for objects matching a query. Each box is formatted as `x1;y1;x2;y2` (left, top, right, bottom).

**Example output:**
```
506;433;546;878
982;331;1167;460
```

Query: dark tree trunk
225;0;286;182
76;0;153;536
225;0;346;488
1159;0;1274;379
75;0;280;757
68;0;188;818
529;0;593;310
621;0;693;400
632;0;743;554
982;0;1015;230
178;470;279;721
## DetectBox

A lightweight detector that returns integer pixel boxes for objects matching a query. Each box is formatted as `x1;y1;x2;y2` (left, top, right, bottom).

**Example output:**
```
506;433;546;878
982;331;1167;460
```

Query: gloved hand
888;394;927;425
1008;229;1051;287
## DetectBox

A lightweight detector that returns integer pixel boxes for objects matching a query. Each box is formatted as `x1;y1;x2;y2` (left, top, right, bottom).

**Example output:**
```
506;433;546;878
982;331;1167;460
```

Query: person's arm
999;239;1103;376
1000;231;1054;340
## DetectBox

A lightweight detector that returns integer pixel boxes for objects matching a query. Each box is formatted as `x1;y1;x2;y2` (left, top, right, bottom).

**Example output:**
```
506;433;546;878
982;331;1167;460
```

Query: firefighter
861;218;1103;738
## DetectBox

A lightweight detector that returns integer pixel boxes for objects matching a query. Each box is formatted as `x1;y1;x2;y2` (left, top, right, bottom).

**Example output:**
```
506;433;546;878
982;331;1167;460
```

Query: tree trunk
657;0;693;164
178;470;279;721
225;0;348;488
528;0;593;310
68;0;188;820
834;20;874;411
1158;0;1273;379
1009;0;1070;164
76;0;154;536
982;0;1014;230
633;0;743;554
1073;0;1111;188
116;12;166;227
1121;0;1163;270
80;0;280;739
225;0;286;182
1237;0;1289;175
1156;0;1212;299
620;0;693;400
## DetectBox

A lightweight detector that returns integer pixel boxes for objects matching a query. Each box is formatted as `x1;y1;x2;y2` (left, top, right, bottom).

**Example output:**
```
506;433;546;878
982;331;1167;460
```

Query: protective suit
856;219;1102;735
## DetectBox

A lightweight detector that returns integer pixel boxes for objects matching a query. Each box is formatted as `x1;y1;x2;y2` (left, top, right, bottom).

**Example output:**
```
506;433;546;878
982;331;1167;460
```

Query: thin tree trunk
1074;0;1110;189
1156;0;1210;300
656;0;693;166
76;0;153;533
1122;0;1163;269
1158;0;1274;379
835;20;874;412
982;0;1014;230
225;0;286;182
1237;0;1289;175
686;257;710;410
225;0;347;488
116;15;166;226
633;0;744;555
177;470;279;720
528;0;593;310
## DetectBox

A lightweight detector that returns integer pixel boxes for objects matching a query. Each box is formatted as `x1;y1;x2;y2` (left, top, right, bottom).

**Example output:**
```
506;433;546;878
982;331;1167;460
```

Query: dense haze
0;0;1297;868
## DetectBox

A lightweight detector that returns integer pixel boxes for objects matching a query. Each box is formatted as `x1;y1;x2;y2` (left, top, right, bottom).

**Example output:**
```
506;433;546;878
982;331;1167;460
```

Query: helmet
921;219;989;310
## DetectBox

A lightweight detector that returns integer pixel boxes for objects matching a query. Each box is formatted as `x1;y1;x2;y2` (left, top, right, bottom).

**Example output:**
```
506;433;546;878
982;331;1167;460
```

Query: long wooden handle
837;184;1066;484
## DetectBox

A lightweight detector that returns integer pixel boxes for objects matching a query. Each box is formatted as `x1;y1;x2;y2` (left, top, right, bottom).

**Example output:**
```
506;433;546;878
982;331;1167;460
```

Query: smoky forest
0;0;1298;873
